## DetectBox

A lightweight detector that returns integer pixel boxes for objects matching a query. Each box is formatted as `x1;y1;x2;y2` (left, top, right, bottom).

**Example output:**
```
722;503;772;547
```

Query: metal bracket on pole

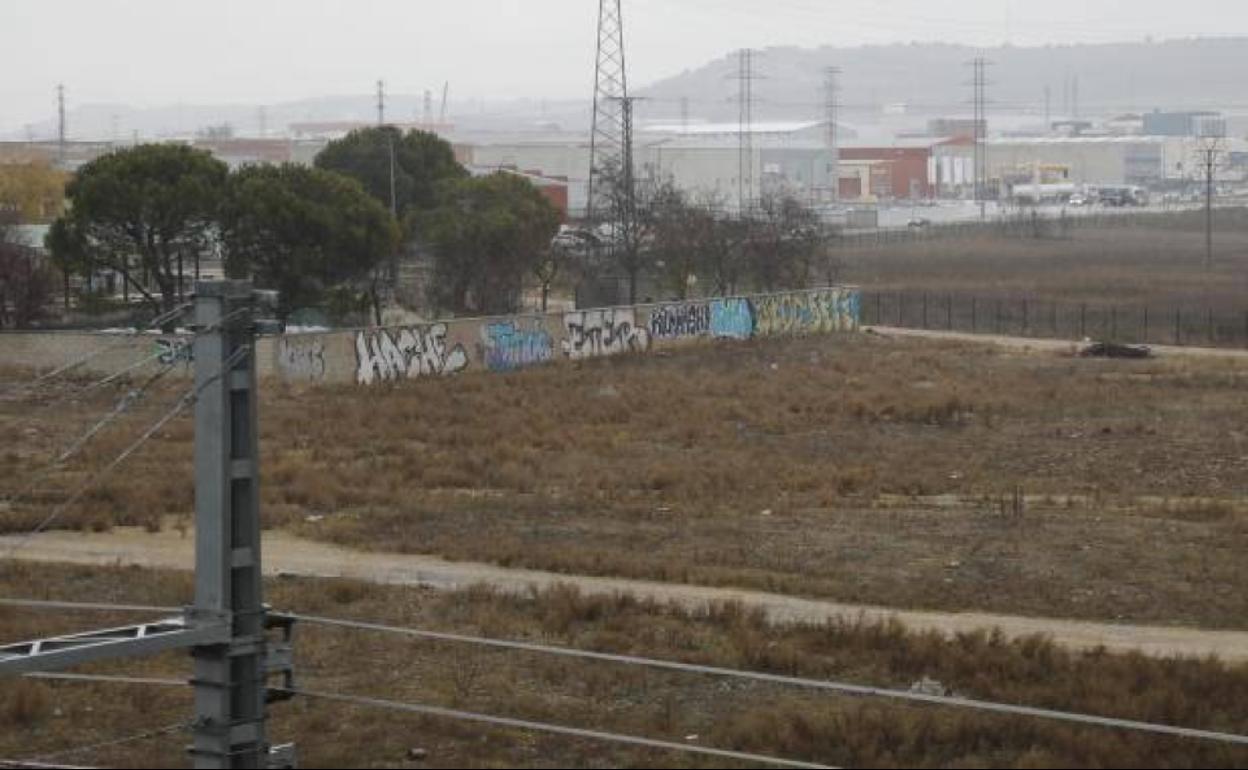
0;617;228;676
0;280;291;768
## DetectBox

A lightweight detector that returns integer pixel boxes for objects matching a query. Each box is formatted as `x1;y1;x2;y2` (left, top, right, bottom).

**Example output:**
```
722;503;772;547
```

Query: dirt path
866;325;1248;359
5;526;1248;663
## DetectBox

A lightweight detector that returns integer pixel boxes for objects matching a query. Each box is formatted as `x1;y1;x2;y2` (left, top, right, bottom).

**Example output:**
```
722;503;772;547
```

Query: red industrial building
840;145;934;200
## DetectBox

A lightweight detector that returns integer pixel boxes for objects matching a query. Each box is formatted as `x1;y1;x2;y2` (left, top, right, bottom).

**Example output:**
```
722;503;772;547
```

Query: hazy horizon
5;0;1248;134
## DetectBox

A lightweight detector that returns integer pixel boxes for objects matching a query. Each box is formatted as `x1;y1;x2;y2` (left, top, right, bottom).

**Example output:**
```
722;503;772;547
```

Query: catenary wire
25;672;185;687
285;612;1248;747
0;598;179;614
0;303;191;401
4;599;1246;748
280;686;835;769
23;720;193;763
2;364;177;509
1;346;248;560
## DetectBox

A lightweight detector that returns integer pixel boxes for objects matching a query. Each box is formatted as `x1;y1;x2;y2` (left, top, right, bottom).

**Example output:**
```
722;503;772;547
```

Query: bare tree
593;159;659;304
745;193;825;292
0;211;54;329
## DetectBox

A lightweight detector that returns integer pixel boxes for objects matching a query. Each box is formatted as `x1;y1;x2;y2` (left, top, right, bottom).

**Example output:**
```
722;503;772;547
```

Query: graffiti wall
562;308;651;360
261;286;860;385
481;321;554;373
709;298;755;340
753;288;861;337
155;337;194;366
647;302;711;341
0;288;860;386
354;323;469;385
277;335;327;382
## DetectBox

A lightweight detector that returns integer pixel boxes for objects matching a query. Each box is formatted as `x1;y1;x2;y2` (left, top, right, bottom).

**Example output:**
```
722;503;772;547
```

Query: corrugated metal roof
641;121;825;136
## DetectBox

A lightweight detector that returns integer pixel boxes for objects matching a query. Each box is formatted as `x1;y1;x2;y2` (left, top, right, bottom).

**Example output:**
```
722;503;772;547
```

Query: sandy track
4;526;1248;663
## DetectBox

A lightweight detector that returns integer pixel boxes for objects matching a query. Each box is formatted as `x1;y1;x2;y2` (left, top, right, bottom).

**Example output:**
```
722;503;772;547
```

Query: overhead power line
279;686;835;769
25;672;185;687
0;303;191;402
3;364;176;509
286;612;1248;747
7;600;1248;749
0;598;179;614
23;720;193;764
2;346;247;560
7;604;1248;754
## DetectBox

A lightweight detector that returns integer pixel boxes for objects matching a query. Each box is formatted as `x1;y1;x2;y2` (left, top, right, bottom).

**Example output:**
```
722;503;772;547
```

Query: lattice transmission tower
586;0;628;224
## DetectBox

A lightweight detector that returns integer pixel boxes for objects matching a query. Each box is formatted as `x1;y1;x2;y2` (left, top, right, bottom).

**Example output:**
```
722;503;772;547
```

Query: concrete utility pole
1197;139;1223;271
376;79;386;126
0;281;295;769
56;84;66;166
191;282;279;769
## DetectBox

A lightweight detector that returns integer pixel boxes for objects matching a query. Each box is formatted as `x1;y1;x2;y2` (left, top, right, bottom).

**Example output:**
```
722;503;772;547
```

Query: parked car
551;226;603;255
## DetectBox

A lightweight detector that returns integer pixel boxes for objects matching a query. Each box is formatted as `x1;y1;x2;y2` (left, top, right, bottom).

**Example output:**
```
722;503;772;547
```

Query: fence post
947;294;953;331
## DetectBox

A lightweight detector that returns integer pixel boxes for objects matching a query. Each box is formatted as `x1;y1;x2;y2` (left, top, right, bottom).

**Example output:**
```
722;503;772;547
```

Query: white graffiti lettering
560;309;651;360
355;324;469;385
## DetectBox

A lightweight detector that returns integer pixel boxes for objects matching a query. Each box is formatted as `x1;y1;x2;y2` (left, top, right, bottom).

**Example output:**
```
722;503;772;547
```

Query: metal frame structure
0;281;294;769
968;57;991;220
823;66;841;204
737;48;755;214
586;0;628;225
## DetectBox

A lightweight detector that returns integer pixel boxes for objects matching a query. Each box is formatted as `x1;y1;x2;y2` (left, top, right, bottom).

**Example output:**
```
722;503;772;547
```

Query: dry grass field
841;209;1248;311
2;561;1248;768
4;330;1248;629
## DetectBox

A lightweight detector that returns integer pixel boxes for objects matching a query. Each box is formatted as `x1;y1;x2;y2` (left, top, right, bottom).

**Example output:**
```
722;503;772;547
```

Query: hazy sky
3;0;1247;130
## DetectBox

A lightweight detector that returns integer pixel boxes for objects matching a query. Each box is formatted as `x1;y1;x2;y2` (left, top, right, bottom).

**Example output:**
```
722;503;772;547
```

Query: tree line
25;129;561;329
2;128;841;330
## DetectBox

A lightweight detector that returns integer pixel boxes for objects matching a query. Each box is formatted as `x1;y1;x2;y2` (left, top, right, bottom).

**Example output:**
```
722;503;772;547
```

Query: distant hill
4;95;592;143
637;38;1248;124
13;38;1248;142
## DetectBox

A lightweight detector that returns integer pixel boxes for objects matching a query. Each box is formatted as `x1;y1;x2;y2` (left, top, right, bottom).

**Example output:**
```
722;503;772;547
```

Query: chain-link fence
860;289;1248;349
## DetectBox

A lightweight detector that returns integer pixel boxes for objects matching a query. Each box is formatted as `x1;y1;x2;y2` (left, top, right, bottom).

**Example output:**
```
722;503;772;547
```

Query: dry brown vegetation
4;329;1248;629
841;210;1248;311
2;561;1248;768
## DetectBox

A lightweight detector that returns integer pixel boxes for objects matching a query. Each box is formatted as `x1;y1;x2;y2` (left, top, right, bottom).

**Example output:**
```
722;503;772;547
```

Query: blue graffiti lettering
482;321;555;372
709;298;755;339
